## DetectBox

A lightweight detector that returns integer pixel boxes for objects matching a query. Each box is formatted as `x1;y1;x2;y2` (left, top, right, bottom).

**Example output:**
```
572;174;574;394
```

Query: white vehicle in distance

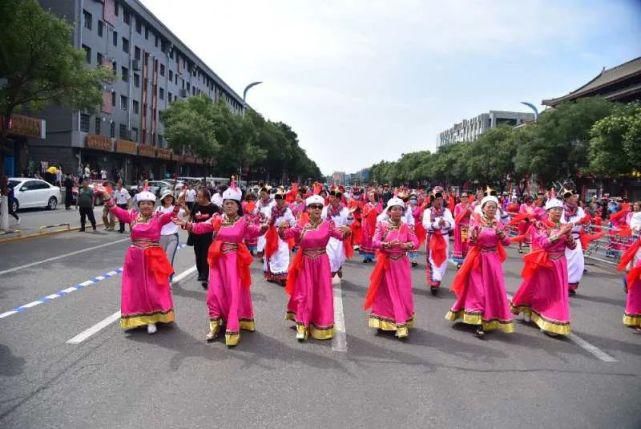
9;178;62;211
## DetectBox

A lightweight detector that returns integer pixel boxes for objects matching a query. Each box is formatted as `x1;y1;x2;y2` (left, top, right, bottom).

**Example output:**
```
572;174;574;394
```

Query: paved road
2;206;108;237
0;231;639;428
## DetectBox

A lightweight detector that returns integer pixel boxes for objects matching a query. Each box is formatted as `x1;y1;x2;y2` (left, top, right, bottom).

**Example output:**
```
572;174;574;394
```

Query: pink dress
191;215;263;346
365;221;419;337
360;202;381;260
109;205;177;330
280;220;346;339
618;239;641;328
511;224;575;335
452;203;472;261
446;222;514;333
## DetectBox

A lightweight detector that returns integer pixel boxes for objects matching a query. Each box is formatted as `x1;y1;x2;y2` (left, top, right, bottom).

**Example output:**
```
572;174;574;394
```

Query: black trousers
193;234;212;281
117;204;129;232
65;189;73;209
79;207;96;230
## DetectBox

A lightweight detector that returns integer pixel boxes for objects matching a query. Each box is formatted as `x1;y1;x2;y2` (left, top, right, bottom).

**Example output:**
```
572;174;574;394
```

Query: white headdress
386;197;405;211
222;176;242;202
305;195;324;206
136;190;156;203
545;198;563;211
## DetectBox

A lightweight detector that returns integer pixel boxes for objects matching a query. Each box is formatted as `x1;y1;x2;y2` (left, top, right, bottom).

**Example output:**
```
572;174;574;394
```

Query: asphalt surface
0;230;640;428
2;206;106;237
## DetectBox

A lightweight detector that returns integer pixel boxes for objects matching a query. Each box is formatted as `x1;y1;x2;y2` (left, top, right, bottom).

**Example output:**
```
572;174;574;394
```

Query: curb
0;222;106;244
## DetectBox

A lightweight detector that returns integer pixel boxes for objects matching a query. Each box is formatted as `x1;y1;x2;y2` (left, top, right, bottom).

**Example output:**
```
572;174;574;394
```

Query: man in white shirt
113;181;131;233
184;184;197;211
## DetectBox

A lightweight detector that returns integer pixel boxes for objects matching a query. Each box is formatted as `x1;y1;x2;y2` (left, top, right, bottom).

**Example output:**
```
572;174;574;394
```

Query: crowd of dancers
96;180;641;347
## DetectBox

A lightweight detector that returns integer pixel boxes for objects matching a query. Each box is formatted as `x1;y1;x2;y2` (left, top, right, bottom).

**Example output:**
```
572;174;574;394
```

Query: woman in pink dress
178;184;267;347
360;191;382;263
452;192;473;267
617;212;641;332
103;189;179;334
364;197;419;339
446;195;514;338
279;195;351;341
511;197;575;336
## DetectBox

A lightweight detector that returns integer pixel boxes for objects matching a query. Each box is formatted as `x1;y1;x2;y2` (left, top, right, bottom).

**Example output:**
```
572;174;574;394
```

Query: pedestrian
84;164;90;180
55;167;63;187
77;180;96;232
176;182;267;347
241;193;259;255
422;190;454;295
561;189;585;295
255;187;274;257
360;190;381;263
100;188;179;334
100;168;107;181
184;184;196;211
510;197;575;337
63;174;74;209
263;189;296;285
6;179;20;224
156;190;187;278
446;195;514;338
101;182;116;231
190;188;219;289
452;192;473;267
113;181;131;233
321;187;353;279
280;194;351;341
364;197;419;339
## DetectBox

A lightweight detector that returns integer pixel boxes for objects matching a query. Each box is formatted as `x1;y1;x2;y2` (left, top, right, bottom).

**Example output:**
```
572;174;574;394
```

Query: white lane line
66;311;121;344
0;310;18;319
66;265;197;345
332;276;348;352
0;238;128;276
20;301;44;309
568;333;617;363
507;293;617;363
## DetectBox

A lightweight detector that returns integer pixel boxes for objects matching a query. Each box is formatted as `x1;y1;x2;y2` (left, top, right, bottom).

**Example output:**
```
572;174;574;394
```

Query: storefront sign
115;139;137;154
173;154;184;163
85;134;112;152
183;155;195;164
1;114;46;139
157;148;172;160
138;144;156;158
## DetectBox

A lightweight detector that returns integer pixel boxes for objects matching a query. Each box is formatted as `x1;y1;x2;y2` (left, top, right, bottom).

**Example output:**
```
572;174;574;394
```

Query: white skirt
565;240;584;284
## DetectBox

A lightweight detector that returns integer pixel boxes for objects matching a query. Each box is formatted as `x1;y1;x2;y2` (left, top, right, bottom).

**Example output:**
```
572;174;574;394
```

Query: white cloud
141;0;641;175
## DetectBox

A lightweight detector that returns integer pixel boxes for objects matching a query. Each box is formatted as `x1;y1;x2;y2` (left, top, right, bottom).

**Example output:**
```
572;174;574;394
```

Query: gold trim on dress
445;309;514;333
623;312;641;327
368;314;414;337
120;310;175;330
511;305;571;335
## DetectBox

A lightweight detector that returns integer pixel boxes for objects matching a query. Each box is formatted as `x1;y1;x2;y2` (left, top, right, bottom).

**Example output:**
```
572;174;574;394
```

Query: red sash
429;233;447;267
617;239;641;290
285;248;304;296
145;246;174;285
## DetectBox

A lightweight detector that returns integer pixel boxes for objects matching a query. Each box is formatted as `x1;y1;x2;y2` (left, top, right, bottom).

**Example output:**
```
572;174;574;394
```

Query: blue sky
141;0;641;175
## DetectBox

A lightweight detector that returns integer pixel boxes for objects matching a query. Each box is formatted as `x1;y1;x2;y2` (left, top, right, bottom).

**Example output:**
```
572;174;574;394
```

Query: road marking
66;311;121;344
66;265;197;344
507;293;617;363
568;334;617;363
332;277;348;352
0;238;128;276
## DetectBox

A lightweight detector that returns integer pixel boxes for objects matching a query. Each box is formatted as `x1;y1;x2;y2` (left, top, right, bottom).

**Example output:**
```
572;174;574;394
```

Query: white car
9;178;62;211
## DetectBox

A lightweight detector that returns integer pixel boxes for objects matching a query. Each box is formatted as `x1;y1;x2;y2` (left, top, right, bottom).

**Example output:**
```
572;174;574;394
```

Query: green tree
589;103;641;175
0;0;113;178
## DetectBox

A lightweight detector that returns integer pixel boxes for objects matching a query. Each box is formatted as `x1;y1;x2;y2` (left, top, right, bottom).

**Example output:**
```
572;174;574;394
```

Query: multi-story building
29;0;245;182
330;171;346;185
438;110;535;147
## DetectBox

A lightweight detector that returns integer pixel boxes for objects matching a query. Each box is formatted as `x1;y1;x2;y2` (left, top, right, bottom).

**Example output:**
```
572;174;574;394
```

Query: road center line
506;293;617;363
66;265;197;345
332;276;348;352
0;238;129;276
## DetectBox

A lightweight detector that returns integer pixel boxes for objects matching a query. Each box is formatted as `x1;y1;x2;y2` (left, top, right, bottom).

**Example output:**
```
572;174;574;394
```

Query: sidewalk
0;206;106;243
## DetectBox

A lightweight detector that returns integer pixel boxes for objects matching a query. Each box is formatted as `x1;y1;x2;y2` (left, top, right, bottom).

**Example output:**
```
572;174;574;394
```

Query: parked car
9;178;62;211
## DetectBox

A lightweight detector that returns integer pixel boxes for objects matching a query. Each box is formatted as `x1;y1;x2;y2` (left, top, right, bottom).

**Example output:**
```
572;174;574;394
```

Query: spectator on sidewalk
184;184;197;211
77;180;97;232
102;181;116;231
6;178;20;224
113;181;131;233
63;174;74;210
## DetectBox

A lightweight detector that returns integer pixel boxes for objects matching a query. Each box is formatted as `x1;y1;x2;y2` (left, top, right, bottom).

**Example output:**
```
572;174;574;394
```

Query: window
158;134;164;146
186;82;190;91
122;37;129;53
136;18;142;34
113;31;118;47
97;20;104;37
114;2;119;16
82;45;91;64
192;87;196;95
145;26;149;40
110;121;115;138
111;61;116;74
83;10;92;30
134;46;141;61
96;52;103;65
159;88;164;100
120;95;128;110
132;100;139;114
119;124;128;139
131;127;139;142
168;92;172;103
80;113;90;132
154;35;159;48
123;10;131;25
121;66;128;82
133;73;140;88
169;70;173;81
159;64;165;76
111;91;116;107
175;74;178;85
95;117;101;134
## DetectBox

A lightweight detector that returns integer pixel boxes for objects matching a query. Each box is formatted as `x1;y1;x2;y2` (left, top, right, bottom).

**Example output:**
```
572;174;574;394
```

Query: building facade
30;0;245;182
438;110;535;147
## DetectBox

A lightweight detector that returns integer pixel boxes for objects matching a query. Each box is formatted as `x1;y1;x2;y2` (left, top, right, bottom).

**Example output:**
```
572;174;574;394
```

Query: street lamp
240;81;262;182
520;101;539;122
